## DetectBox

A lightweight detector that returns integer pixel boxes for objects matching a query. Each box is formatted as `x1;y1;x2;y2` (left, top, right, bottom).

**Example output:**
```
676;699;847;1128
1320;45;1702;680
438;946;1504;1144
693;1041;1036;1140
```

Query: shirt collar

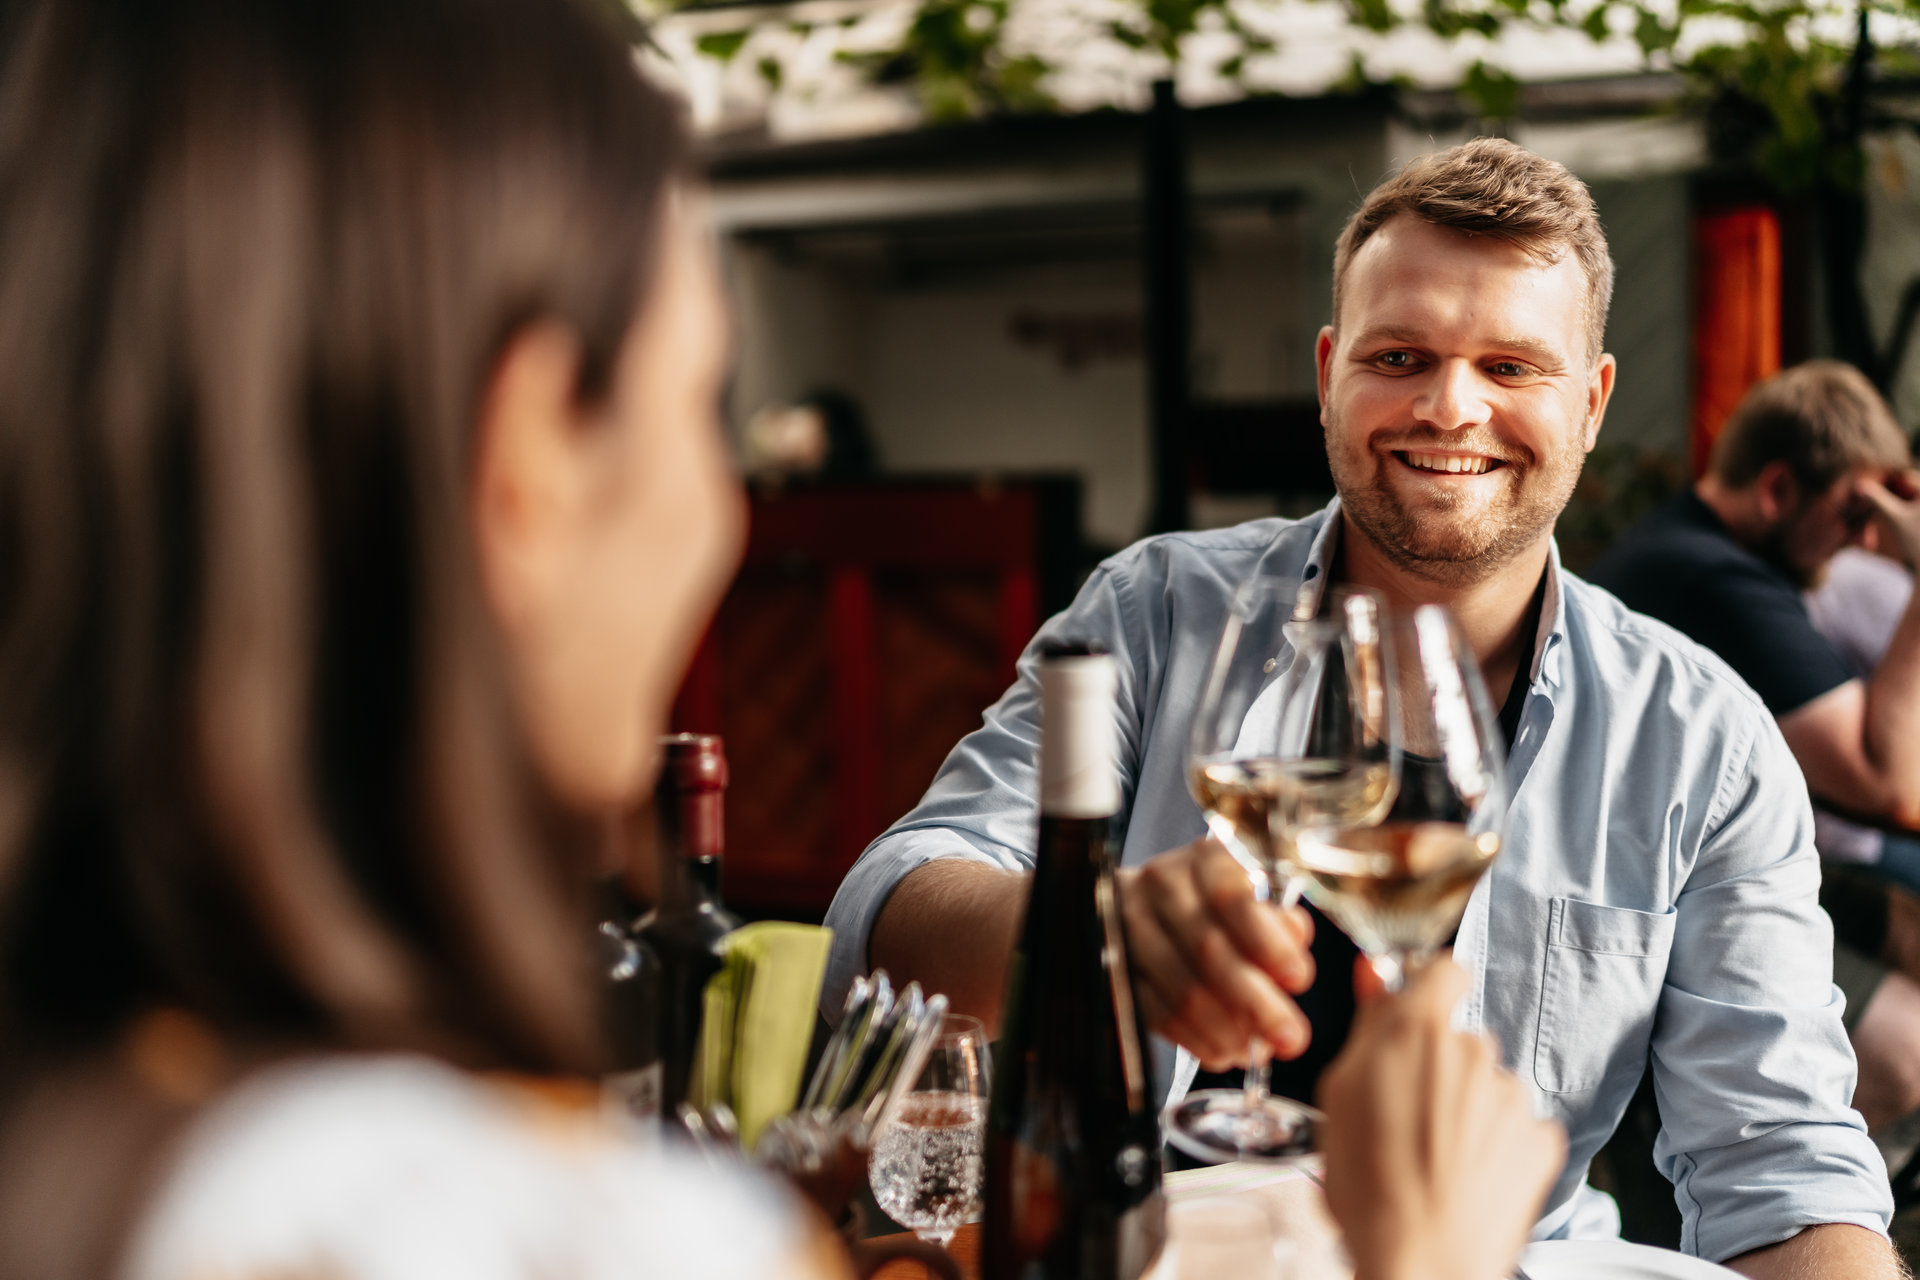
1291;496;1568;689
1533;541;1567;688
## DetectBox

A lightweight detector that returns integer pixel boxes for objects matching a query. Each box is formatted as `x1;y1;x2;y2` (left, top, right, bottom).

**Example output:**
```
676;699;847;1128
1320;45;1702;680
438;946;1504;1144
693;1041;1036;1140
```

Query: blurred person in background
0;3;1562;1279
1591;362;1919;861
1591;362;1920;1139
742;389;878;483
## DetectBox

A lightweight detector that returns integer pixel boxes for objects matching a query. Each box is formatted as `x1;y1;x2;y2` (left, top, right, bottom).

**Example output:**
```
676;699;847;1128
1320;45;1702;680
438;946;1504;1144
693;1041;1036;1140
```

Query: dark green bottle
981;645;1167;1280
633;733;740;1116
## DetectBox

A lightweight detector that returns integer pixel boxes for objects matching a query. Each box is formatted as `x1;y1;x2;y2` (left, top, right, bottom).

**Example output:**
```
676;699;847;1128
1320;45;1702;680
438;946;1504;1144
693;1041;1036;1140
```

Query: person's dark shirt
1587;491;1854;716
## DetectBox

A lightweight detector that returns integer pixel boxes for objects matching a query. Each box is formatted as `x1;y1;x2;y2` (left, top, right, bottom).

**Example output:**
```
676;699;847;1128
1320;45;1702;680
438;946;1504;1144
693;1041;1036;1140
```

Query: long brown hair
0;0;685;1079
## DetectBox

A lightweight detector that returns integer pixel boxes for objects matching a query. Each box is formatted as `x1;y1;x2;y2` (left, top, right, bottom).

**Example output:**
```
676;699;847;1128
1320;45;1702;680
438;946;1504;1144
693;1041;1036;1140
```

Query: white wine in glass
1167;580;1399;1165
1292;821;1500;965
1189;756;1396;884
1296;606;1509;991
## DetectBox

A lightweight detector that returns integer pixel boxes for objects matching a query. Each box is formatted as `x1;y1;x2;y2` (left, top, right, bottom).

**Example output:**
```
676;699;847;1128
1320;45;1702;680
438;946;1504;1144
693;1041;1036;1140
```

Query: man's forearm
1784;577;1920;824
1867;585;1920;826
1725;1223;1907;1280
867;859;1028;1035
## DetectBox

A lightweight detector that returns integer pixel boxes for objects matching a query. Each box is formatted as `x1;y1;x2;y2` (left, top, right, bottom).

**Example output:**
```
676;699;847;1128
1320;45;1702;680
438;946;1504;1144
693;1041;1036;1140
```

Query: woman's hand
1317;957;1566;1280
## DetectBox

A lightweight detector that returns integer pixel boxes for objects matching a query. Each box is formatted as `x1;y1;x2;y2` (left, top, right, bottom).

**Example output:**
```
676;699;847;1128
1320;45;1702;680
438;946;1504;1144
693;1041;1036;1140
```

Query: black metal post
1822;1;1880;387
1143;79;1192;535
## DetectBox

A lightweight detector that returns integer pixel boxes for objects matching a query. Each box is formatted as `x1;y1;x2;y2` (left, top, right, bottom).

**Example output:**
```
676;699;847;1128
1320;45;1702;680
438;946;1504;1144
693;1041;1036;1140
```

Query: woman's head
0;0;740;1071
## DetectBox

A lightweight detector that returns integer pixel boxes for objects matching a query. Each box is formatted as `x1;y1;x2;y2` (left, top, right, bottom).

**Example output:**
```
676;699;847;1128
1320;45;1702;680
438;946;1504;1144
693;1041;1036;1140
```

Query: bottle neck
682;854;724;902
1037;812;1113;870
657;785;726;911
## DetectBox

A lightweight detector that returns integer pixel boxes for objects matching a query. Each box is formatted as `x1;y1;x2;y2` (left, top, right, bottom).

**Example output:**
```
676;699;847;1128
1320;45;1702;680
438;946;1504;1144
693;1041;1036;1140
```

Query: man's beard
1326;417;1585;587
1753;519;1824;591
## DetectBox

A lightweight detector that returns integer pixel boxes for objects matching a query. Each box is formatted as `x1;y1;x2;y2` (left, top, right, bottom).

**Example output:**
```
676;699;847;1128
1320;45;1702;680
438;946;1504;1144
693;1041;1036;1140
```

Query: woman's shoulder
123;1053;806;1280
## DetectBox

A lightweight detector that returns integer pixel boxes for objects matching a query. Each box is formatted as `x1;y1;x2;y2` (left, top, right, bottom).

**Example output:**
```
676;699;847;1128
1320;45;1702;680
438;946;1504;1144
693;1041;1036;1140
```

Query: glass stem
1372;947;1436;995
1274;874;1304;912
1247;871;1298;1105
1242;1037;1271;1109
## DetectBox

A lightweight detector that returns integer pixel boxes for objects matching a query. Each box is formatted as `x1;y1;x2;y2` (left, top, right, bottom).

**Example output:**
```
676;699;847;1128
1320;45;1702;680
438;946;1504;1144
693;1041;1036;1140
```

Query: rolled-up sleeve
1652;714;1893;1262
820;562;1152;1018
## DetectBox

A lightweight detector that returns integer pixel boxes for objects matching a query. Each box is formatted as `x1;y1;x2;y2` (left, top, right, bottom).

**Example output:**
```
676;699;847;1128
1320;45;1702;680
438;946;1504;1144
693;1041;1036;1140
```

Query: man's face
1317;215;1615;586
1759;467;1884;590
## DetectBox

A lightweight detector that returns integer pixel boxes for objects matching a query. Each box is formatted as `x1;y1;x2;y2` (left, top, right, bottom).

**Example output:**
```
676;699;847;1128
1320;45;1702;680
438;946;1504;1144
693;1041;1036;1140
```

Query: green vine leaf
1346;0;1402;33
1462;58;1523;119
695;29;750;62
1631;7;1678;57
666;0;1913;212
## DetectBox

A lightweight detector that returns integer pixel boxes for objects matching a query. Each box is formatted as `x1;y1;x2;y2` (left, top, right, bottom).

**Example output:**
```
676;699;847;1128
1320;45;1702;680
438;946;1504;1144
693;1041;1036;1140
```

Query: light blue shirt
823;500;1892;1263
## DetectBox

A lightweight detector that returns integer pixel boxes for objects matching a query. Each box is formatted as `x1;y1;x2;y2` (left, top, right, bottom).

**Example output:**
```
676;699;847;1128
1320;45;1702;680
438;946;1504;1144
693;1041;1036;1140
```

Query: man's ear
471;320;592;635
1754;459;1802;524
1583;353;1616;452
1316;326;1336;426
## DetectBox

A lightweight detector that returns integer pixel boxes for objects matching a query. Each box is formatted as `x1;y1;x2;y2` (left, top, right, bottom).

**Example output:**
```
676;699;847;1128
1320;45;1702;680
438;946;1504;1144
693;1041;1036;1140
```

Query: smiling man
823;139;1899;1276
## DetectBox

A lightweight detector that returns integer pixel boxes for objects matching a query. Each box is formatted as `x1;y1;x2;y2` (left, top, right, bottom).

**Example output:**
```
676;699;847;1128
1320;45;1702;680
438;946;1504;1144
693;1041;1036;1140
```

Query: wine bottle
982;645;1167;1280
597;889;664;1124
633;733;741;1116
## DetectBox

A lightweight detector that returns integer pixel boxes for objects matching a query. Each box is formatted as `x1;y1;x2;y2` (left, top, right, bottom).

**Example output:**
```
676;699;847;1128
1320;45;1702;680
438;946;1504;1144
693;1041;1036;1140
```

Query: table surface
867;1160;1349;1280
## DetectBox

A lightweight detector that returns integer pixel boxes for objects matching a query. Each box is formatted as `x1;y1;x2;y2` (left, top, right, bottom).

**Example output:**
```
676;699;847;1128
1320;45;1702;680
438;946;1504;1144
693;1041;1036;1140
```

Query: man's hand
1858;467;1920;569
1117;838;1315;1070
1317;958;1566;1280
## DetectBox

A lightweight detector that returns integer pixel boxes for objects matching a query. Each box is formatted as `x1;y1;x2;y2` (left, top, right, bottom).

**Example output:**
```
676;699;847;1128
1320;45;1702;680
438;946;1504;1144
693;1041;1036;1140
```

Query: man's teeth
1404;451;1493;475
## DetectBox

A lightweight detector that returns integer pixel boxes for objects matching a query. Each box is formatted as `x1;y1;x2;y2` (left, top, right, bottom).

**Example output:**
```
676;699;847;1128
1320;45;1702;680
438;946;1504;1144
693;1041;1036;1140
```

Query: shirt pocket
1533;897;1677;1095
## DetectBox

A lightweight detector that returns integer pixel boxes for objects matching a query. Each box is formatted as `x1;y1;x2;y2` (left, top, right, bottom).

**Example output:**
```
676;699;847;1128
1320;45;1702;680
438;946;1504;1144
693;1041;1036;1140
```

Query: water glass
867;1013;991;1247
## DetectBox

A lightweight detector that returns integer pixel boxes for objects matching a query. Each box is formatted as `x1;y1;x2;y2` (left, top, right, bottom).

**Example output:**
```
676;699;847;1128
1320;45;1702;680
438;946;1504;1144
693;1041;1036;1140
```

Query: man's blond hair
1332;138;1615;365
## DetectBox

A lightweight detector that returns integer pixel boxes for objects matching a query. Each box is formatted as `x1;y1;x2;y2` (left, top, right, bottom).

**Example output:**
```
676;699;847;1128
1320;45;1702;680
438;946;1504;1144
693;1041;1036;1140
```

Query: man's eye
1379;350;1415;369
1489;361;1529;378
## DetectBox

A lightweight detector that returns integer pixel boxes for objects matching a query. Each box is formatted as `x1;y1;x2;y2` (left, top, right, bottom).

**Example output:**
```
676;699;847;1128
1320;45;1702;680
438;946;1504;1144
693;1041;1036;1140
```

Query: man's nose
1412;359;1492;432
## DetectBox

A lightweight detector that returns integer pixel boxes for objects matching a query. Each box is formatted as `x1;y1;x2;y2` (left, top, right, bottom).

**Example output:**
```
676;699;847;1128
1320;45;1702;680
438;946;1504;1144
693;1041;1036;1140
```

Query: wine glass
867;1013;991;1247
1168;578;1400;1164
1292;605;1509;991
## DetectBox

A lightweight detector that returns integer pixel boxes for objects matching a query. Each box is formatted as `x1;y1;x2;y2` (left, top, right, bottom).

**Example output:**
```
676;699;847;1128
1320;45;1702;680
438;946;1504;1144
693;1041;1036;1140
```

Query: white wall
862;262;1152;546
722;200;1325;549
1587;175;1692;457
1191;205;1318;400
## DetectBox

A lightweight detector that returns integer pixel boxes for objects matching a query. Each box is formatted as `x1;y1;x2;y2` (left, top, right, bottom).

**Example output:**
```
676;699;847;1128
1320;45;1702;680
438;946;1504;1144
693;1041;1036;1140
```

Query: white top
1805;548;1913;680
122;1054;809;1280
1804;549;1915;864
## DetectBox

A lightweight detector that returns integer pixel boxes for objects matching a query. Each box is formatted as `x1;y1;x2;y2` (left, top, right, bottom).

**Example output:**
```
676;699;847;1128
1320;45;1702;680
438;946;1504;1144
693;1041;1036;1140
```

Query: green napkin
690;921;832;1149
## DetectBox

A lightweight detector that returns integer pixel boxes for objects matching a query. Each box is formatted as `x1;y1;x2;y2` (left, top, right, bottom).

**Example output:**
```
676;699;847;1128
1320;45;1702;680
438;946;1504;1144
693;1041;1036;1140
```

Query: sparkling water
868;1091;986;1240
